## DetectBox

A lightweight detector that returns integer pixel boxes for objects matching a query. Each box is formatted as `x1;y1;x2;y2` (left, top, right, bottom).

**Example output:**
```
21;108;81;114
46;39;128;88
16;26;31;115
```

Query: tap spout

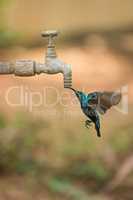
0;58;72;88
36;57;72;88
0;30;72;88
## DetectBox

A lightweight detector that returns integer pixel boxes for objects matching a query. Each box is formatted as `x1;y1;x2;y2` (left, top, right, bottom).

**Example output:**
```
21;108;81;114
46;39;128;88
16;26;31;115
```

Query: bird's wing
87;91;121;114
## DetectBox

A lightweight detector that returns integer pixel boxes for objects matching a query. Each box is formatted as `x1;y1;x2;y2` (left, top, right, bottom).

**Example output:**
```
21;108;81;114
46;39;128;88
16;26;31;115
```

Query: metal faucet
0;30;72;88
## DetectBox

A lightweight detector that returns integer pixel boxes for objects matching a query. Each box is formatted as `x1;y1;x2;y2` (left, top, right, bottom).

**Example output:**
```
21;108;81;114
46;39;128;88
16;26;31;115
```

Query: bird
68;88;121;137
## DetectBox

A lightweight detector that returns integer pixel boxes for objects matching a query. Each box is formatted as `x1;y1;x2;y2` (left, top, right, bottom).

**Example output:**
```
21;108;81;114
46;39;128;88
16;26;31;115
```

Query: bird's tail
95;120;101;137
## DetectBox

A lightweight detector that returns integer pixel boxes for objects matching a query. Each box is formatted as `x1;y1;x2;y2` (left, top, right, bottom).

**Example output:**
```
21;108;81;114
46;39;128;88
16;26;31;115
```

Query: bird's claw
85;120;92;129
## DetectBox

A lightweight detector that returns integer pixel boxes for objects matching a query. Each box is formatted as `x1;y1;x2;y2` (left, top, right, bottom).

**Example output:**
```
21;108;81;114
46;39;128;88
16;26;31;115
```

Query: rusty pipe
0;30;72;88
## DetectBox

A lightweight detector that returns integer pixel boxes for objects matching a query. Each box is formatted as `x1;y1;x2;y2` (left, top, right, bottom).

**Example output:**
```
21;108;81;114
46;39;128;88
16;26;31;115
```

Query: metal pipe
0;62;14;74
0;30;72;88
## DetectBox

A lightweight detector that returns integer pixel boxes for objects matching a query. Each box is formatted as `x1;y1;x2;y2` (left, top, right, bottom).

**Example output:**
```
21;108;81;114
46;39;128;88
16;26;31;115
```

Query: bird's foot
85;120;92;129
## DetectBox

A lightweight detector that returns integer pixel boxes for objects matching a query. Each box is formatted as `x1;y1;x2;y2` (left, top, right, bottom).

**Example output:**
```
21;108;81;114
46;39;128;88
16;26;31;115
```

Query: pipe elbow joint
42;58;72;88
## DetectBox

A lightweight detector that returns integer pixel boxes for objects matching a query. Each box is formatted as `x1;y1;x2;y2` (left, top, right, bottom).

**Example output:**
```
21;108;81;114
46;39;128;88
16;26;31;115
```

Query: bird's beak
67;87;81;100
75;91;80;98
69;87;76;92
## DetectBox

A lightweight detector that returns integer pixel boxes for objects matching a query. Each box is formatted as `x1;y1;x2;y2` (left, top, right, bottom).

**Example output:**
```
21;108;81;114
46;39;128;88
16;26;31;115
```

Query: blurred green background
0;0;133;200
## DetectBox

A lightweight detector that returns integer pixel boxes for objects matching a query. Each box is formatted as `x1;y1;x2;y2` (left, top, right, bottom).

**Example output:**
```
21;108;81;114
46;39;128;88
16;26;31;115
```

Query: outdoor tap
0;30;72;88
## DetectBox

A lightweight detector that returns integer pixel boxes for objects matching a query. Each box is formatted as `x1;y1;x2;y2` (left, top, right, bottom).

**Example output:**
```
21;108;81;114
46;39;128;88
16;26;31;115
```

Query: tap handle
41;30;59;46
41;30;59;38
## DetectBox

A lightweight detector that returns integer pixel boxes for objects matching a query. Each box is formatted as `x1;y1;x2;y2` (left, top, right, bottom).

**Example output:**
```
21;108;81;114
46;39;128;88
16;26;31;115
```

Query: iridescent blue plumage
70;88;101;137
69;88;121;137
